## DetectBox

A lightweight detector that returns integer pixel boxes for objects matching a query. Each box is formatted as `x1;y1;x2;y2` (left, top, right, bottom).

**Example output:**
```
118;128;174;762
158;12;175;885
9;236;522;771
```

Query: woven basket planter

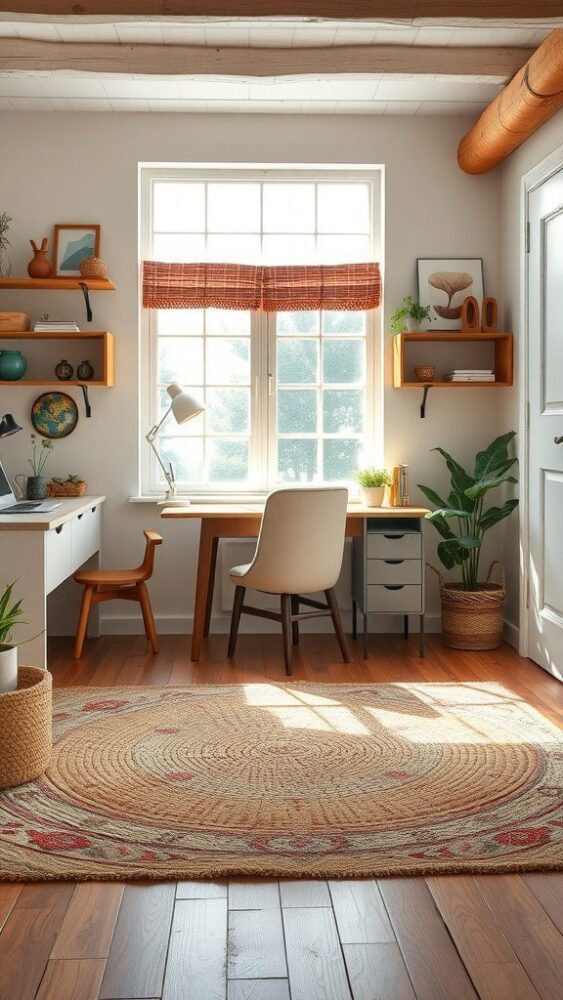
0;666;52;789
429;562;506;651
47;480;87;497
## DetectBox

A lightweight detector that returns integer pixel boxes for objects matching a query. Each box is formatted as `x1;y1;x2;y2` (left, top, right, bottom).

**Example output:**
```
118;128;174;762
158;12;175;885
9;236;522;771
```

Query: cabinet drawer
71;504;101;569
366;584;422;614
45;522;73;594
367;559;421;585
367;532;421;560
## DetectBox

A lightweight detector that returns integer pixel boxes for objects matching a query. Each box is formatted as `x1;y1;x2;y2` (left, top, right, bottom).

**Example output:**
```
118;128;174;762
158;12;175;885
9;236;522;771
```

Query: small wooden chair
74;530;163;658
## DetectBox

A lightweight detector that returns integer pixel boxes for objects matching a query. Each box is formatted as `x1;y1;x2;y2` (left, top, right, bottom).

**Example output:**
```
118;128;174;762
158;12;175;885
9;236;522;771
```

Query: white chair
228;487;351;675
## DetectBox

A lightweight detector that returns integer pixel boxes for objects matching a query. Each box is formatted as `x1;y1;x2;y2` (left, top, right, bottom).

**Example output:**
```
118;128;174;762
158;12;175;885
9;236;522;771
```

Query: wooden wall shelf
393;331;513;388
0;331;114;387
0;277;115;291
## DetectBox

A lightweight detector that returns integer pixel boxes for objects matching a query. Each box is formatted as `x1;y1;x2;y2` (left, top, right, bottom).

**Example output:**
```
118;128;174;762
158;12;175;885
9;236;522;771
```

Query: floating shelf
0;277;115;291
393;331;513;388
0;331;114;387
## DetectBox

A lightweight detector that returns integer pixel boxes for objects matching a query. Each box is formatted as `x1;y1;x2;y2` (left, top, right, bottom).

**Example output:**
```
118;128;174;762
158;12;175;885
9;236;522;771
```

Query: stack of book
444;369;495;383
34;320;80;333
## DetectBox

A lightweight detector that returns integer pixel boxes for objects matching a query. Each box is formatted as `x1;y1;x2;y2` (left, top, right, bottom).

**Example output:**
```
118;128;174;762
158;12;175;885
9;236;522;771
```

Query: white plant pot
0;644;18;693
361;486;386;508
405;317;427;333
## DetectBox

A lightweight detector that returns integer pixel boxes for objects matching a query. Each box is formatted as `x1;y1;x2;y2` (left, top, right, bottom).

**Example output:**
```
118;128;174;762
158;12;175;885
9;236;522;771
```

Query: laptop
0;459;61;514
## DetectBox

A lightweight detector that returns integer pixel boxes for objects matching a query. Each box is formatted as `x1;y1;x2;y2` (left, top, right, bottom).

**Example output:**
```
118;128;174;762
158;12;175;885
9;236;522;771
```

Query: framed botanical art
53;224;100;277
417;258;484;330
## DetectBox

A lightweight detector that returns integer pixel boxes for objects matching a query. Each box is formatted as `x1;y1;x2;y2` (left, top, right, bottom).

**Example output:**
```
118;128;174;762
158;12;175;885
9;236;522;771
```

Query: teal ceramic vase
0;350;27;381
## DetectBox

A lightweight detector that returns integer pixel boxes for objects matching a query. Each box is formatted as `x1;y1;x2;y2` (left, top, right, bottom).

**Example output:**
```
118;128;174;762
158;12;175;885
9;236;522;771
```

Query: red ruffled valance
142;261;381;312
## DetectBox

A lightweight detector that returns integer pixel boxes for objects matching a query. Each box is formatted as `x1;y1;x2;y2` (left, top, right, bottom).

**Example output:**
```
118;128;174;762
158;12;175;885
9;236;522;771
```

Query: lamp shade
166;384;204;425
0;413;22;438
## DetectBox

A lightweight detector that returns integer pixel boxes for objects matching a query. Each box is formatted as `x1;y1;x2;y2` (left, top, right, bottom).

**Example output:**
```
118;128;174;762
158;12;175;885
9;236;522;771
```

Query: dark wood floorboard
0;633;561;1000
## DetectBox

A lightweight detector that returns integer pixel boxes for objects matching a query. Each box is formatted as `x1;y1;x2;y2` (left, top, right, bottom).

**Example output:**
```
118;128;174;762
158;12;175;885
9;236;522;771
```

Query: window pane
159;437;204;483
263;183;315;233
323;339;364;384
153;233;206;262
322;311;365;336
206;309;251;336
158;338;203;385
278;389;317;434
277;340;318;384
157;309;204;336
207;388;249;434
207;183;260;233
208;440;249;482
278;439;317;483
277;311;319;336
206;338;250;385
153;182;205;233
317;234;371;264
207;234;261;264
323;439;360;481
323;390;364;433
317;183;370;234
263;234;316;265
158;387;204;435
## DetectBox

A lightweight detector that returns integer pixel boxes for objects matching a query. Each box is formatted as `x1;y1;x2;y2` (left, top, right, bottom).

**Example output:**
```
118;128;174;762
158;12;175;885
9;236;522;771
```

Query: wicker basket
0;666;52;789
47;480;87;497
429;562;506;650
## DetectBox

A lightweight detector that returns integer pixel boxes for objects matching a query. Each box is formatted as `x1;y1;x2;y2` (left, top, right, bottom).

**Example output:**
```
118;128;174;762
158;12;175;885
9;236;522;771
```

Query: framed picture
53;224;100;277
417;258;484;330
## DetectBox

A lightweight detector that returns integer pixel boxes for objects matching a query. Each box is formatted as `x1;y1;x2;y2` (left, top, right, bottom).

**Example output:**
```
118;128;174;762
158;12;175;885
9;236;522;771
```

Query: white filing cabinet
352;517;425;657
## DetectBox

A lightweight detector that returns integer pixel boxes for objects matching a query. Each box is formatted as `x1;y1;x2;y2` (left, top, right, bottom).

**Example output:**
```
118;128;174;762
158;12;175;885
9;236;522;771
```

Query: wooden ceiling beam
1;2;561;18
0;39;532;79
458;29;563;173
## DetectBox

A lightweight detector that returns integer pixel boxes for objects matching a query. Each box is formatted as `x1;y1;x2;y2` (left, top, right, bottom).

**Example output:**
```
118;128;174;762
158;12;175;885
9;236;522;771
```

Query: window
140;167;382;496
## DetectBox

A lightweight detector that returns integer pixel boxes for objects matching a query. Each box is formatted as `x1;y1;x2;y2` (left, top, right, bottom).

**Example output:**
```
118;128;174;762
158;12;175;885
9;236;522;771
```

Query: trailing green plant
0;581;25;644
418;431;519;591
390;295;433;334
28;433;54;477
355;467;392;488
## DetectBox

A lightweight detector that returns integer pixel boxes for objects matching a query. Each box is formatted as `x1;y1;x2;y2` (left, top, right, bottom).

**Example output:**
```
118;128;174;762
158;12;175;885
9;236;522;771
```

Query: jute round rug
1;682;562;880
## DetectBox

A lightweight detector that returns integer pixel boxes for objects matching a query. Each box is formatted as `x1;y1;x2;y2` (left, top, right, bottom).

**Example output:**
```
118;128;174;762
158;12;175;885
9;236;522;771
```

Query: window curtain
142;260;381;312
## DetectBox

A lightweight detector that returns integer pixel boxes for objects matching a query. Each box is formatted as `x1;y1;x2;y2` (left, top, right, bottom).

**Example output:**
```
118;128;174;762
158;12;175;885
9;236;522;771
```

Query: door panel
543;208;563;410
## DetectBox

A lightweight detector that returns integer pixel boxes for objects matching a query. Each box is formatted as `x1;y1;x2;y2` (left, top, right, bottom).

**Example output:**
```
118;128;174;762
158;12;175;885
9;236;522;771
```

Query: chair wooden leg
74;585;94;659
291;595;299;645
325;588;351;663
137;581;158;654
281;593;293;676
228;586;245;659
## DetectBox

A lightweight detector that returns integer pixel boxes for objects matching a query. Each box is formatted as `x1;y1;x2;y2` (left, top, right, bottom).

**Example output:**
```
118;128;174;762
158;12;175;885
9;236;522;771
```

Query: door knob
555;436;563;444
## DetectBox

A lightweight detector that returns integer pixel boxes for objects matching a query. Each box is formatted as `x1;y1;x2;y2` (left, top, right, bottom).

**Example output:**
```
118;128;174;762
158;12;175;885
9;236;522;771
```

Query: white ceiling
0;17;559;116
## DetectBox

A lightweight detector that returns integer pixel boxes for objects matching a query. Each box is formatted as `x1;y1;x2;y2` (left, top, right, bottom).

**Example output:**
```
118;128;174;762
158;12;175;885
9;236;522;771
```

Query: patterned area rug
1;682;562;881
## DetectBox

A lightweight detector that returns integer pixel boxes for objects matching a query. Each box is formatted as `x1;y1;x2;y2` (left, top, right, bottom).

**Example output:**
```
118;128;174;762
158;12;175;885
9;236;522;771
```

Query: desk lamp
146;384;204;504
0;414;22;439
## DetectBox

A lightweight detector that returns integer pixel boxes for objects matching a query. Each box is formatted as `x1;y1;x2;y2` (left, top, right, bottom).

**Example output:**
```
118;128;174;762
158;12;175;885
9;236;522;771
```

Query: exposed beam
458;29;563;173
0;39;532;79
1;2;561;18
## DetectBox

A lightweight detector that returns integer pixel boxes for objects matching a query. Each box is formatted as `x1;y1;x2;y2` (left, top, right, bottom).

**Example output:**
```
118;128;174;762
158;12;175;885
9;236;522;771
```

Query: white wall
0;111;504;635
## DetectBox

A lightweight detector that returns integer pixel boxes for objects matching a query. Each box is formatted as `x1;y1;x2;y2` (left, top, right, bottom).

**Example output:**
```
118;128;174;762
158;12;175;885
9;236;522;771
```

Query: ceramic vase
0;350;27;381
0;645;18;694
77;360;94;381
26;476;46;501
55;359;74;381
27;246;52;279
361;486;386;507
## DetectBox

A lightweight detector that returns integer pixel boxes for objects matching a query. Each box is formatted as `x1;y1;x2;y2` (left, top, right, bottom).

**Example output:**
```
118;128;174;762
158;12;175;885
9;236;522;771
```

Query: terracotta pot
27;242;52;279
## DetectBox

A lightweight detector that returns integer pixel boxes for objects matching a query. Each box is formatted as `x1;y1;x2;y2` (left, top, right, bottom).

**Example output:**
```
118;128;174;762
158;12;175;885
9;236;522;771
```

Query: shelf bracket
79;384;92;418
420;384;432;418
78;281;93;323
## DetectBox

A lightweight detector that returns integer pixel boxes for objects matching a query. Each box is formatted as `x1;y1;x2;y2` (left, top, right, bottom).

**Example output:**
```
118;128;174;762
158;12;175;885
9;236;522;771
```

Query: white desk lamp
146;383;204;504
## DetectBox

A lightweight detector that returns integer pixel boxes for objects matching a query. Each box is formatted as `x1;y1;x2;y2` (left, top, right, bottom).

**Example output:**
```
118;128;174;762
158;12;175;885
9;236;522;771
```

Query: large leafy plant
418;432;519;591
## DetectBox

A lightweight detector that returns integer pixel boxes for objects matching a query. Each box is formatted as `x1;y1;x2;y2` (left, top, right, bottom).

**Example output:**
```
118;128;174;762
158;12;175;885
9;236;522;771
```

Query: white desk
0;496;105;668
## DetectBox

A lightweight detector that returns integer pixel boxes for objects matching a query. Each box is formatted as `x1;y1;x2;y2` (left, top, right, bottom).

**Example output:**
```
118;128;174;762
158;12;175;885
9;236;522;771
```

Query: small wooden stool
74;530;163;658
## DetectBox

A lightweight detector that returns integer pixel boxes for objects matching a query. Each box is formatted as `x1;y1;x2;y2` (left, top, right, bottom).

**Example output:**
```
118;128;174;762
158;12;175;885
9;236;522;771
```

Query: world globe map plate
31;392;78;439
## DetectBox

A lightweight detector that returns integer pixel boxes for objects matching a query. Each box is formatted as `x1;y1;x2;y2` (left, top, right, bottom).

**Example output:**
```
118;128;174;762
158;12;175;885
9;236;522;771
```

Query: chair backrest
246;487;348;595
138;530;163;580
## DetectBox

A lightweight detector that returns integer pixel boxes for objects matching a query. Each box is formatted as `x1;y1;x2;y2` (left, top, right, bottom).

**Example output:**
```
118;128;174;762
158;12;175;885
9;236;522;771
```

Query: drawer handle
384;584;404;591
91;506;97;513
78;513;84;520
384;559;404;565
55;525;64;535
383;533;404;539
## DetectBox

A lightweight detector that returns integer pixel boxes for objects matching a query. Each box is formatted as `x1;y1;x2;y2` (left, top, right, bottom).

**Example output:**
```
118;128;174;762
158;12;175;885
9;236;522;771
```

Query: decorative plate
31;392;79;439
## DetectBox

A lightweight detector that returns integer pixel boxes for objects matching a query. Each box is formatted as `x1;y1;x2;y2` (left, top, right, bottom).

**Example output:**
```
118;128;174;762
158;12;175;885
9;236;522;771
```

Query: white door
528;166;563;681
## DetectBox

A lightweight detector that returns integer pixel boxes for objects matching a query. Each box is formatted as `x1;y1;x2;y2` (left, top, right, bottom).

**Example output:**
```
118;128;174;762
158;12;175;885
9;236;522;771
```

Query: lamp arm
146;404;171;444
146;405;173;490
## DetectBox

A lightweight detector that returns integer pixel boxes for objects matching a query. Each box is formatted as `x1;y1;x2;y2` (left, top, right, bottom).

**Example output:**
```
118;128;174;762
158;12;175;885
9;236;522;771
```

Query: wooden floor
1;632;562;1000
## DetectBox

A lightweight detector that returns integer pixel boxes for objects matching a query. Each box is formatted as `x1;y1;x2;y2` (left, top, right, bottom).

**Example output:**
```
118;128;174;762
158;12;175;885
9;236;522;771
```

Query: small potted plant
26;434;54;501
47;473;87;498
355;467;392;507
391;295;433;333
0;211;11;278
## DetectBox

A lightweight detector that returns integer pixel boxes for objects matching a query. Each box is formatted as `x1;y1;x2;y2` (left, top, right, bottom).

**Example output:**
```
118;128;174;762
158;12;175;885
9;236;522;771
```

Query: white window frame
139;163;384;499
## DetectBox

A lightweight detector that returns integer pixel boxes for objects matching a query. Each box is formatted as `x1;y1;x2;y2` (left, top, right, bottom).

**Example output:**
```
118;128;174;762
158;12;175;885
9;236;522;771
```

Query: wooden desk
161;503;428;662
0;496;105;668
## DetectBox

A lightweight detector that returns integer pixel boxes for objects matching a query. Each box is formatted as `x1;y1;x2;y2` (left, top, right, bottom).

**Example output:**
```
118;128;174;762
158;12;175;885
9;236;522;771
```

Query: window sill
129;493;365;505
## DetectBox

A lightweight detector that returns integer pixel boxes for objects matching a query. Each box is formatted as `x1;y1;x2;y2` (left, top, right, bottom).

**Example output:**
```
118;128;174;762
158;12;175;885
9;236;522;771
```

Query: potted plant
418;431;519;650
355;467;392;507
26;434;54;501
391;295;433;333
0;211;11;278
0;582;26;692
47;473;87;498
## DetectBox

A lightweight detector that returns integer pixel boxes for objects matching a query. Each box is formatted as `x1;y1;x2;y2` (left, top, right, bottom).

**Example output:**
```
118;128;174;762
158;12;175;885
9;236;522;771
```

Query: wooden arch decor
458;30;563;175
